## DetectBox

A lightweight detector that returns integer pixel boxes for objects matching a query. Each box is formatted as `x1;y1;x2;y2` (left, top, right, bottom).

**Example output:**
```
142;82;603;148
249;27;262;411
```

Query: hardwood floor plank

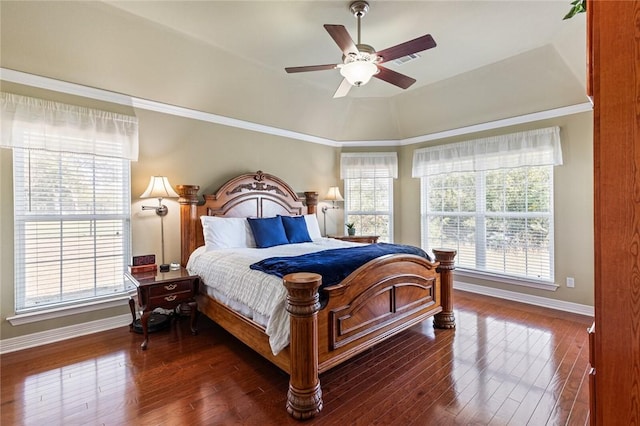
564;363;592;426
349;337;461;425
0;290;593;425
530;332;590;425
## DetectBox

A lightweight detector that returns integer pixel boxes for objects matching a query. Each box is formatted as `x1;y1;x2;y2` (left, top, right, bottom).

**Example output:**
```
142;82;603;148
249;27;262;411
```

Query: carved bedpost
283;272;323;420
432;249;457;329
304;191;318;215
176;185;200;267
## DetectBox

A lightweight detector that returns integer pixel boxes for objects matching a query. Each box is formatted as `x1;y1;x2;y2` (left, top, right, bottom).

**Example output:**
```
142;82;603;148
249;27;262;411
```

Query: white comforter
186;238;362;355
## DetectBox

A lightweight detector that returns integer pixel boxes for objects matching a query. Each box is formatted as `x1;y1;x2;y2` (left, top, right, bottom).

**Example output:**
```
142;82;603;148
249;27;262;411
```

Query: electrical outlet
566;277;575;288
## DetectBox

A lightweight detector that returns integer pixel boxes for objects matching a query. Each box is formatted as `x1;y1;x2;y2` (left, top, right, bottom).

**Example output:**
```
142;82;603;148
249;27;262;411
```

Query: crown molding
0;68;340;147
396;102;593;145
1;67;592;148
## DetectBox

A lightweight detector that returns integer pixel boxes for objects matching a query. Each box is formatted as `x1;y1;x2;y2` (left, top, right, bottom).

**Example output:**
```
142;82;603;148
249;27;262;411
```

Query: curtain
1;92;139;160
412;126;562;177
341;152;398;179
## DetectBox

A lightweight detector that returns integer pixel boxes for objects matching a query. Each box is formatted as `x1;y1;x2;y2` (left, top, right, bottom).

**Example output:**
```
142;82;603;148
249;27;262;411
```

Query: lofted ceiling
0;1;589;142
108;0;586;99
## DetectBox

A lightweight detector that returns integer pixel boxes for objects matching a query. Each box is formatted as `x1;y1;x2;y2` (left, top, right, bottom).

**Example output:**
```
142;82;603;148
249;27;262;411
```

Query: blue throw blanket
250;243;431;288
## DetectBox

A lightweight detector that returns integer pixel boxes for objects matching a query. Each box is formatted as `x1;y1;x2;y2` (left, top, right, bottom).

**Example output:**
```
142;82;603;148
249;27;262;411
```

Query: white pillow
200;216;256;250
304;214;322;240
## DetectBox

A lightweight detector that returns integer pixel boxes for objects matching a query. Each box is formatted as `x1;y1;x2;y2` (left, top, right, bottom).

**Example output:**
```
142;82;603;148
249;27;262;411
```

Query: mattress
186;238;362;355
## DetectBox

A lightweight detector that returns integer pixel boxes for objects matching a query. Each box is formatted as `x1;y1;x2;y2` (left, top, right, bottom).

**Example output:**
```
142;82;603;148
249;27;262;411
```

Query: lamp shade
339;61;378;86
140;176;179;199
324;186;344;202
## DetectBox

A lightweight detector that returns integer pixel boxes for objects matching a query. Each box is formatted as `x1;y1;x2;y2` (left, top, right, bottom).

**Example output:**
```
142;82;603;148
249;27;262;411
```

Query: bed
177;170;456;419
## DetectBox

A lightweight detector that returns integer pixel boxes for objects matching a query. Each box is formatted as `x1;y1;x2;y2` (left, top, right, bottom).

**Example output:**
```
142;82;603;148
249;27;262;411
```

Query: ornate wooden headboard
176;170;318;266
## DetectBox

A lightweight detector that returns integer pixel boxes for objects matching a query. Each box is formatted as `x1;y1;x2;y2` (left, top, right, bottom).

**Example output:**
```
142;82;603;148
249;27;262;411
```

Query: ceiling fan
285;0;437;98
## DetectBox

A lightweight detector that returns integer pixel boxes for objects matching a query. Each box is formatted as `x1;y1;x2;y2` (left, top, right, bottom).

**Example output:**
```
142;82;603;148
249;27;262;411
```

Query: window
2;92;138;312
341;152;397;242
413;127;562;283
421;166;554;280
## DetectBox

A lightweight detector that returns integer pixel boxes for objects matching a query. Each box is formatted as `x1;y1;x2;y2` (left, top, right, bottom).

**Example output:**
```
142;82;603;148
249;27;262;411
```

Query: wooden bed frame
177;170;456;419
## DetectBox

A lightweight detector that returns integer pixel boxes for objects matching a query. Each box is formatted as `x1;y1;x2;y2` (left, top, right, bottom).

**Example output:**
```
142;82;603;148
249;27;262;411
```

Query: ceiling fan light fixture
339;60;378;86
284;0;436;97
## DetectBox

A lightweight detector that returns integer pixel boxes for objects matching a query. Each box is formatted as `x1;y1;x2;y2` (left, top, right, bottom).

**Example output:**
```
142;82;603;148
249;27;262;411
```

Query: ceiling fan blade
376;34;436;64
374;66;416;89
333;78;352;98
324;24;359;56
285;64;338;73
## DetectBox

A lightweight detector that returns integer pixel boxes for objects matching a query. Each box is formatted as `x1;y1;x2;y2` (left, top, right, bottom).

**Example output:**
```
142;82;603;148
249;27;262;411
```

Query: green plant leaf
563;0;586;20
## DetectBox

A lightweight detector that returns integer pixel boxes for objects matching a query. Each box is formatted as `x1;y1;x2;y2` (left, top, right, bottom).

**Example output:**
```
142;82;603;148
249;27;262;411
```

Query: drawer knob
164;284;177;291
164;295;177;302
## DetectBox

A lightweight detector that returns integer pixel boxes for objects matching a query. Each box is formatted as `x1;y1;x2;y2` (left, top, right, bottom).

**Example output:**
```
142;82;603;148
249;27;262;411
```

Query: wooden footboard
318;253;441;370
280;249;456;419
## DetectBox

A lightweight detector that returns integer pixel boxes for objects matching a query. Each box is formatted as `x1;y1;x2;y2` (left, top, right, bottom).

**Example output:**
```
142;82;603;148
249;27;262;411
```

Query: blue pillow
280;215;313;244
247;216;290;248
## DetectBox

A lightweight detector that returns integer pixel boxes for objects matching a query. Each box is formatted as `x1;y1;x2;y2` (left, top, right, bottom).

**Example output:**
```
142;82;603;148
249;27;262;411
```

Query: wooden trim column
591;1;640;423
283;272;323;420
432;249;457;329
176;185;199;267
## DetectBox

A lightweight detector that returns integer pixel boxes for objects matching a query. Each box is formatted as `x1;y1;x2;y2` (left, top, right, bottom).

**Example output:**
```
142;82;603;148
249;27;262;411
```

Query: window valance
1;92;139;160
412;126;562;177
341;152;398;179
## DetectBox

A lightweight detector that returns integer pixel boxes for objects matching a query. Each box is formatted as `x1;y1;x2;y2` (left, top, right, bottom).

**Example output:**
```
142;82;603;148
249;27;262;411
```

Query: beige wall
130;108;341;265
0;81;594;342
0;83;340;340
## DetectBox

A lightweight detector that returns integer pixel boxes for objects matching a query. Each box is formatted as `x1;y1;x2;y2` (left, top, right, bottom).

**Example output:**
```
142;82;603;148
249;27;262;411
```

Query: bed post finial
432;248;457;329
304;192;318;215
283;272;323;419
176;185;200;267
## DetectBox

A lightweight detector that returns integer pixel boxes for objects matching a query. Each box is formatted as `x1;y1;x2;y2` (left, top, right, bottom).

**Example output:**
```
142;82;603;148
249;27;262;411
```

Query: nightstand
331;235;380;244
125;267;199;350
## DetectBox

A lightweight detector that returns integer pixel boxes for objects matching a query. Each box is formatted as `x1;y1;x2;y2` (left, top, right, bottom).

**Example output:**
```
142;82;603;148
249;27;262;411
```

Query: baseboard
454;280;594;317
0;314;131;354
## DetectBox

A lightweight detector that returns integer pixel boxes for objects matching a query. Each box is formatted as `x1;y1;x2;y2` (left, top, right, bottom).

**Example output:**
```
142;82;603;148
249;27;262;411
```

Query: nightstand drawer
148;280;194;296
149;290;194;306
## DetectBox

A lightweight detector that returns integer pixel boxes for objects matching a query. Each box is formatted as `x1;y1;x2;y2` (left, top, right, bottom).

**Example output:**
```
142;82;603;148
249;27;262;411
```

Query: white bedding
186;238;363;355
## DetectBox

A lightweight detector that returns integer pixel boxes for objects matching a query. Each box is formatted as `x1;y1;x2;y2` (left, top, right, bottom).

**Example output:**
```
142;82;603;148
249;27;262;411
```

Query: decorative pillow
304;214;322;240
280;215;313;244
247;216;290;248
200;216;256;250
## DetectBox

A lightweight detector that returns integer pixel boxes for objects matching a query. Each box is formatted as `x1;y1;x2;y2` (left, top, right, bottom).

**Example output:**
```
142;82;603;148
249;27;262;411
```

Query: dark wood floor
1;290;593;425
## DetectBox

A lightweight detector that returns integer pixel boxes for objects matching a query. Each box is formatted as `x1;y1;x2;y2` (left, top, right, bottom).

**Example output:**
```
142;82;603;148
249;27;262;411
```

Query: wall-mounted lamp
140;176;179;271
321;186;344;237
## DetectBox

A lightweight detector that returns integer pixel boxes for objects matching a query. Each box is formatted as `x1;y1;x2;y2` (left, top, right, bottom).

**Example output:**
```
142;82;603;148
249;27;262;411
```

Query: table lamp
140;176;179;272
321;186;344;236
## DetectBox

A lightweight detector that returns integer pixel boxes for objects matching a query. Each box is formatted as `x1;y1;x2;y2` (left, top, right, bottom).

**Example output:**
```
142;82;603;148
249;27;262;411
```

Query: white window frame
420;166;556;288
344;175;394;242
412;127;562;290
2;92;139;322
341;152;397;242
12;148;133;313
